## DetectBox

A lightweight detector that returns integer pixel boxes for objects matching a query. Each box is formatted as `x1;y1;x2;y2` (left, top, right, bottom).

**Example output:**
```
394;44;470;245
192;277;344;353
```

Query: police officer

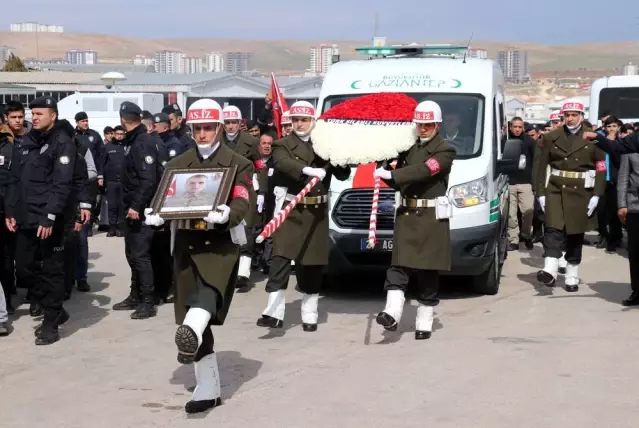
373;101;456;340
257;101;351;331
221;105;260;289
74;111;105;230
144;98;254;414
141;110;154;133
0;120;16;314
162;103;196;152
111;102;159;319
153;112;184;161
533;101;606;292
6;96;77;345
101;126;126;237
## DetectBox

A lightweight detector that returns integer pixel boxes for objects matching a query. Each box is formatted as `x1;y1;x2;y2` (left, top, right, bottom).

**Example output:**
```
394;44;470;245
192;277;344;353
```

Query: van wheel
472;244;501;295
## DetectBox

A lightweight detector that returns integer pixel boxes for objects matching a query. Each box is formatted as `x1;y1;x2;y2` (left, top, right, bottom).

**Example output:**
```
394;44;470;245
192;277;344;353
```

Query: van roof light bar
355;44;469;59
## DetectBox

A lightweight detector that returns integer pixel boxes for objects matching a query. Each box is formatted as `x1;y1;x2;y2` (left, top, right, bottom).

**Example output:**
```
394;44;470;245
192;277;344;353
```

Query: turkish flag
269;73;289;138
166;178;176;197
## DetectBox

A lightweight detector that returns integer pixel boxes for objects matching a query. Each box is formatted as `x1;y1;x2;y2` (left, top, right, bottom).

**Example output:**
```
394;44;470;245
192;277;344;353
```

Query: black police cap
75;111;88;121
119;101;142;117
29;96;57;109
153;113;170;124
161;103;182;116
141;110;153;120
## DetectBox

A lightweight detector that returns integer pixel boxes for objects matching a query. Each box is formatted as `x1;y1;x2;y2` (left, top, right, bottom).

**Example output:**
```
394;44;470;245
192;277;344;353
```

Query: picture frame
150;165;238;220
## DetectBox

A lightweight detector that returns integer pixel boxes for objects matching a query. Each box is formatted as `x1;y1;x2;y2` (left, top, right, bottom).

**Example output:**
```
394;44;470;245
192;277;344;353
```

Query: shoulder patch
145;155;154;164
59;155;70;164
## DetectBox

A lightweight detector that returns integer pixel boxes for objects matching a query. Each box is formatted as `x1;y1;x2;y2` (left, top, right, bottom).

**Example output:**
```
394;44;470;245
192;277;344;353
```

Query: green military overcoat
385;135;456;271
164;144;255;325
271;133;351;265
533;126;605;234
221;130;261;227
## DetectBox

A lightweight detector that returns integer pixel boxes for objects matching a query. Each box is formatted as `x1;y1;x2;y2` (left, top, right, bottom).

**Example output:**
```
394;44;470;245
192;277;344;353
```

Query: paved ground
1;233;638;428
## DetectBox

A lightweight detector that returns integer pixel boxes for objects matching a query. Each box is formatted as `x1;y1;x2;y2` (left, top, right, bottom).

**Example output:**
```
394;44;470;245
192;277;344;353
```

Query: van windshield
321;93;484;159
598;87;639;120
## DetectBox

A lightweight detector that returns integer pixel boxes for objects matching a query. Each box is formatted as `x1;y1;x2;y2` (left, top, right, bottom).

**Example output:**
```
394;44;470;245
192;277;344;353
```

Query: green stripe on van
490;198;499;208
489;212;499;223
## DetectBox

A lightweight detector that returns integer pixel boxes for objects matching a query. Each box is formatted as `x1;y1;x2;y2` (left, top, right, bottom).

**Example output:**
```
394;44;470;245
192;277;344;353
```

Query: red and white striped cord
256;176;321;244
366;176;381;249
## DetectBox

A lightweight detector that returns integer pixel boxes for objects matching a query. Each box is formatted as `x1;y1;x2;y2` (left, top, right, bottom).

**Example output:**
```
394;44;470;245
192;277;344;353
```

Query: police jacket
175;123;196;152
59;120;93;220
122;124;159;214
159;130;185;161
101;141;126;182
75;127;105;176
0;125;14;214
7;120;77;228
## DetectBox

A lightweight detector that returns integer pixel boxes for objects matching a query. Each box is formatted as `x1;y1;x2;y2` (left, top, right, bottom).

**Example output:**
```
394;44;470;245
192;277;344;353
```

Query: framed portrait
150;165;238;220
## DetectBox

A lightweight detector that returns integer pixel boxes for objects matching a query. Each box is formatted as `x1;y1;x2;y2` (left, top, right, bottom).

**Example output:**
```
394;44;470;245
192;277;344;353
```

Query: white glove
257;194;264;213
144;214;165;227
302;167;326;180
373;167;391;180
252;173;259;191
538;196;545;212
203;204;231;225
587;196;599;217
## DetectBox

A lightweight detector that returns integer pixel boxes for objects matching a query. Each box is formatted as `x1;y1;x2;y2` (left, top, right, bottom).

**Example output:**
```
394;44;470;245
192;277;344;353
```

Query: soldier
280;110;292;137
144;98;254;414
6;96;77;345
256;101;351;331
372;101;456;340
111;102;159;319
221;105;261;290
533;101;606;292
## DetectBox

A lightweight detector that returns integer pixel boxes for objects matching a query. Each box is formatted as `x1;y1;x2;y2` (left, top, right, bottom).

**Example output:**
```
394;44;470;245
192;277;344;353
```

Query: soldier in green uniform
256;101;351;332
532;101;606;292
373;100;456;340
144;98;255;414
221;105;261;289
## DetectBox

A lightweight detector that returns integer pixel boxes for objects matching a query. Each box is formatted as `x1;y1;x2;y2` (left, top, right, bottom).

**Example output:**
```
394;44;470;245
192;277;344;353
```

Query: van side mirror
497;139;523;174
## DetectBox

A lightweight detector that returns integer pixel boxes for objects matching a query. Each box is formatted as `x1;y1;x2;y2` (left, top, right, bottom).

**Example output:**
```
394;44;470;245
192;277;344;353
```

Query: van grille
332;189;396;230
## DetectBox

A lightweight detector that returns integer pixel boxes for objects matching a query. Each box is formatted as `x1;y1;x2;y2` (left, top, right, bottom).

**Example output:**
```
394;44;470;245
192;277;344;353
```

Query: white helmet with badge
186;99;223;124
413;100;443;123
223;105;242;121
289;101;315;118
281;110;291;125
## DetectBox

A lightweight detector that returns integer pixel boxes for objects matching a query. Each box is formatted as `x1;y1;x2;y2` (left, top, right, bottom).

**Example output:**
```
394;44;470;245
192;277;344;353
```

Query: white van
589;75;639;125
319;44;522;294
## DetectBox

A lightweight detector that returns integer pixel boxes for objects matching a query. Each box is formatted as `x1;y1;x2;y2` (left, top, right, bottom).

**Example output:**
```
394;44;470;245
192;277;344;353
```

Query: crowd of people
1;91;639;414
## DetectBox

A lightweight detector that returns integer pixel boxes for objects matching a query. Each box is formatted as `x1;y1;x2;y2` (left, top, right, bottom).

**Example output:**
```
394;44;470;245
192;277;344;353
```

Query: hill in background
1;32;638;73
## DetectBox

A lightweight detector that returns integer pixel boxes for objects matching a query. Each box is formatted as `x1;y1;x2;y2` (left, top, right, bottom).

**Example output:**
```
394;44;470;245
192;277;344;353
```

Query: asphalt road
1;234;637;428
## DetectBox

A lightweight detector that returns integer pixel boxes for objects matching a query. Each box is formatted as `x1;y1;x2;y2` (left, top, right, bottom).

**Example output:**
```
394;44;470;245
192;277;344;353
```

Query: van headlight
448;176;488;208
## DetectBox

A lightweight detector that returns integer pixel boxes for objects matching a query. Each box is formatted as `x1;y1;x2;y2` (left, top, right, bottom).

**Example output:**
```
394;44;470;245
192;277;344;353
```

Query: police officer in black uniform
111;102;160;319
6;96;77;345
100;128;126;237
0;121;16;313
74;111;105;231
153;112;184;161
162;104;196;152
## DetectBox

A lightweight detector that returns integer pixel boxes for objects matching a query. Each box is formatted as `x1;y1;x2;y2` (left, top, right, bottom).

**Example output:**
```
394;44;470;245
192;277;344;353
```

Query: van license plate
361;238;393;251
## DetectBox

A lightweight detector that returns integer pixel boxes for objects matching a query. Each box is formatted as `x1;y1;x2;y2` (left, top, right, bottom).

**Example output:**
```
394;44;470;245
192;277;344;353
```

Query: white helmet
289;101;315;118
186;99;223;124
281;110;291;125
223;105;242;121
413;100;442;124
561;101;585;114
549;110;561;121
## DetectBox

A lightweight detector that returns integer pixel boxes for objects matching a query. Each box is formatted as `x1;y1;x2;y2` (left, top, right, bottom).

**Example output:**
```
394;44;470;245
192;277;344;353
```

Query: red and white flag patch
254;159;267;169
425;158;440;175
595;160;606;172
232;185;249;200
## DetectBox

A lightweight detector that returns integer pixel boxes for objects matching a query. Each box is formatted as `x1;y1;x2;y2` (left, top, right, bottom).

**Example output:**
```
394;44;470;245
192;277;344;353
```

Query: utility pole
373;11;379;38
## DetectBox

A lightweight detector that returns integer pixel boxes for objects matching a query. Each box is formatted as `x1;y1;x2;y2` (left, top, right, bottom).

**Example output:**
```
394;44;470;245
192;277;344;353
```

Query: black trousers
597;182;623;242
194;327;214;361
15;227;66;311
251;226;272;269
151;227;173;299
265;256;323;294
532;198;545;238
90;181;102;224
105;180;123;226
543;227;584;264
0;215;16;298
63;227;79;296
626;213;639;292
123;219;155;299
384;266;440;306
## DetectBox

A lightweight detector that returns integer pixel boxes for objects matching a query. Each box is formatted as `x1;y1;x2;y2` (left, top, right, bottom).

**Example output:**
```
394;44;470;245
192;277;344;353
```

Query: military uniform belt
285;194;329;205
550;168;588;179
400;198;436;208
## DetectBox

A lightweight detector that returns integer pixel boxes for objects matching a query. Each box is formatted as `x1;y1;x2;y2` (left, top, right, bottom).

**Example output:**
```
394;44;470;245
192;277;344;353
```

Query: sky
2;0;638;44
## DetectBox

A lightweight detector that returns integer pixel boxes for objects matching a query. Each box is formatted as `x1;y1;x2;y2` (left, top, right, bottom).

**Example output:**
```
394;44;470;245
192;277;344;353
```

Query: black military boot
112;293;140;311
29;302;43;317
130;298;157;320
35;310;61;345
76;280;91;292
35;308;69;338
106;225;117;237
235;276;249;292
